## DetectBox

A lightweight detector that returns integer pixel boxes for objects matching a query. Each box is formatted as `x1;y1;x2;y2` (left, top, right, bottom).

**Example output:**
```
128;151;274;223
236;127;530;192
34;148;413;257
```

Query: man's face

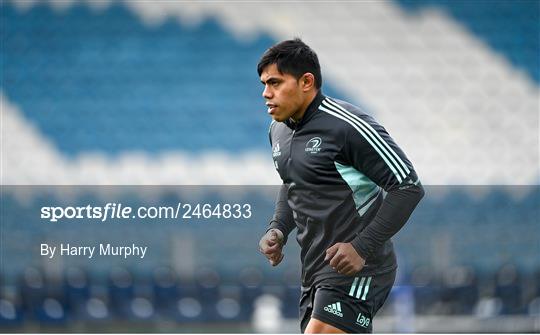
260;63;305;122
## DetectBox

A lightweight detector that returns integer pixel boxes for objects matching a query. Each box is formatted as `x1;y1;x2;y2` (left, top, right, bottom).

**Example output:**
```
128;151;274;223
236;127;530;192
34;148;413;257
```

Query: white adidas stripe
356;277;366;299
319;104;404;183
324;98;411;176
322;98;410;179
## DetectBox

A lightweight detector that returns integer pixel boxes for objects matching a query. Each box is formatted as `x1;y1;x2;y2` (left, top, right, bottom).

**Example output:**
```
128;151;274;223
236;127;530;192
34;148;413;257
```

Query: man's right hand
259;228;285;266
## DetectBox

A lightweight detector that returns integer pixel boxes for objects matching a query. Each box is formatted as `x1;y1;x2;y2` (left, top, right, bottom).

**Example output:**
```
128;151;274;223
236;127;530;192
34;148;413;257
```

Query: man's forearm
268;183;296;244
351;183;425;260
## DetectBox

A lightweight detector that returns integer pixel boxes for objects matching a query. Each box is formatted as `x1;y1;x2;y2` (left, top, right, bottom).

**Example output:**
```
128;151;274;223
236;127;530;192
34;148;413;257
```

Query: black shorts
299;270;396;333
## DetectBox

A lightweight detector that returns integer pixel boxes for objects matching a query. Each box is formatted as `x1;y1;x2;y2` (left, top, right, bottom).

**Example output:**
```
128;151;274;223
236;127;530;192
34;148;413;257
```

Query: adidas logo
272;142;281;157
323;302;343;318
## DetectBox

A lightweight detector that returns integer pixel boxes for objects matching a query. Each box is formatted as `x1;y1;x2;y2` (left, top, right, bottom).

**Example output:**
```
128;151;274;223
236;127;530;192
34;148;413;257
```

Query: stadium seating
396;0;539;83
1;186;538;327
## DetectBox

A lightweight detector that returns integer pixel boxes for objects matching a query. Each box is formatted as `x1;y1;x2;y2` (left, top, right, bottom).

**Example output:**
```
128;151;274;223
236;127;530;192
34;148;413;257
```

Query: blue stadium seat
494;263;524;314
107;267;135;318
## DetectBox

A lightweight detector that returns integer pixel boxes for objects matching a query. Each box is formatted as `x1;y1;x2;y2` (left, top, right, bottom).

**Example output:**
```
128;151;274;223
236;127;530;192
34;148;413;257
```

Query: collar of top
284;91;325;130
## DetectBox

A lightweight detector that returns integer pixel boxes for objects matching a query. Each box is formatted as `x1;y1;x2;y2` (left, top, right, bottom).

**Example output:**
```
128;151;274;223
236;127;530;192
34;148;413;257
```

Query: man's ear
301;73;315;91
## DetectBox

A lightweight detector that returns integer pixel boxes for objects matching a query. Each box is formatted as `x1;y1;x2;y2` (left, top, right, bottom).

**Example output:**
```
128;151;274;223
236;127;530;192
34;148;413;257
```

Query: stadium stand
1;186;538;330
397;0;539;83
1;0;538;185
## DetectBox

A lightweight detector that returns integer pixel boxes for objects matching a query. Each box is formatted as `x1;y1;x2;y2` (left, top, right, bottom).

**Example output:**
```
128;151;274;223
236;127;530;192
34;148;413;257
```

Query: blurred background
1;0;539;332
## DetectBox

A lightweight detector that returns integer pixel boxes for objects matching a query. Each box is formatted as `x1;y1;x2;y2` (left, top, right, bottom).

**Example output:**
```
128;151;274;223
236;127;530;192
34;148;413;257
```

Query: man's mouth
266;103;277;114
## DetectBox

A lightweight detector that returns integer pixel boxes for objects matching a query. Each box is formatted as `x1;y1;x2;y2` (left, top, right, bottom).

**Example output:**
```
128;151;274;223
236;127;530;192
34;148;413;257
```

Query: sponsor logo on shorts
356;313;371;328
323;301;343;318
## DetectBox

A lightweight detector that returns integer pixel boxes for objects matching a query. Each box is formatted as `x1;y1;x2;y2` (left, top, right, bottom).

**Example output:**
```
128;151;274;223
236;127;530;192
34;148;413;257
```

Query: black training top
268;91;424;287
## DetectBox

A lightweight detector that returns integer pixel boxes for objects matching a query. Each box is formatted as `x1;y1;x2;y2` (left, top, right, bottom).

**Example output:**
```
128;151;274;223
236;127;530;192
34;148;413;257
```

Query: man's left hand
325;242;366;276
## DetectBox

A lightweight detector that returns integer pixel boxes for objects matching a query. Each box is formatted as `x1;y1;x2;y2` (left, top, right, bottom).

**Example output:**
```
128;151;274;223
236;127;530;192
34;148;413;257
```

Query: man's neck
290;90;318;123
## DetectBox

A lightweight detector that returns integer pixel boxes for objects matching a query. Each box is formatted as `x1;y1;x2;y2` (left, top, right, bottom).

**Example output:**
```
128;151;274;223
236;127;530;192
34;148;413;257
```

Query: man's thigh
304;318;346;334
301;270;396;333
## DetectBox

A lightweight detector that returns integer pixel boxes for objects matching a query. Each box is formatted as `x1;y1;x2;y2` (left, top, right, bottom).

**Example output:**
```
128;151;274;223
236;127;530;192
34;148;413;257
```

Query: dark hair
257;38;322;89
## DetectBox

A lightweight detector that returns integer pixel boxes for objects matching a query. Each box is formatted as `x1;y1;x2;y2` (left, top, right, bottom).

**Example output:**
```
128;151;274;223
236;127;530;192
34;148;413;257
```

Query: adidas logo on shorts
323;301;343;318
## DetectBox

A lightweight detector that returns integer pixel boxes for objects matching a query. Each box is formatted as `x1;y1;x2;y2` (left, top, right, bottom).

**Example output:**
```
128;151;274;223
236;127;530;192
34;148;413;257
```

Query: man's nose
262;85;273;99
